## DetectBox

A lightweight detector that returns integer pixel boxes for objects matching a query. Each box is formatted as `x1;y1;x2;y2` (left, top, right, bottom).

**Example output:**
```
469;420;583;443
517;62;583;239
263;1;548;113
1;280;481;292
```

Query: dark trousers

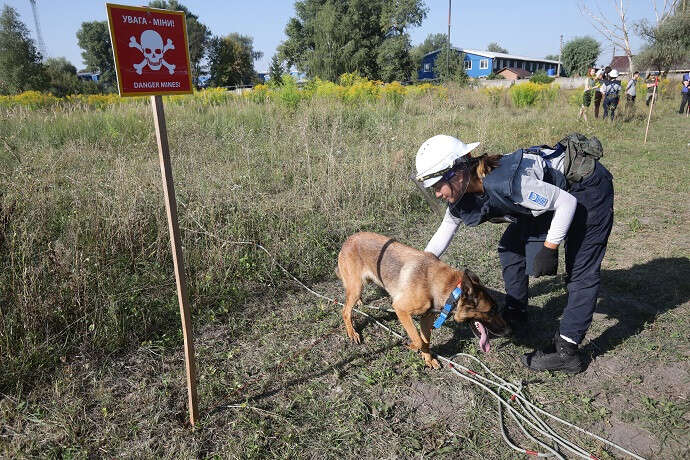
625;94;636;118
680;92;690;114
603;96;619;120
498;162;614;344
593;91;602;118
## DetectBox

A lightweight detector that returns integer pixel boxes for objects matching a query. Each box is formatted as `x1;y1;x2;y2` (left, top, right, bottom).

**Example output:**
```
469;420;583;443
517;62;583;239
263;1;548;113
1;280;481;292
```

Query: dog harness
433;280;463;329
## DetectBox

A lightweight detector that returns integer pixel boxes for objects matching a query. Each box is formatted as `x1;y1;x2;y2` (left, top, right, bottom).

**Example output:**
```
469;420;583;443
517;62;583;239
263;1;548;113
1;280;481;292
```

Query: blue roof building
419;47;561;80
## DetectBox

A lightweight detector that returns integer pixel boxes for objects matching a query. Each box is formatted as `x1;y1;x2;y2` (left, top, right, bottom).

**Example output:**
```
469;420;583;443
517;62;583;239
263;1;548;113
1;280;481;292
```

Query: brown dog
337;232;510;368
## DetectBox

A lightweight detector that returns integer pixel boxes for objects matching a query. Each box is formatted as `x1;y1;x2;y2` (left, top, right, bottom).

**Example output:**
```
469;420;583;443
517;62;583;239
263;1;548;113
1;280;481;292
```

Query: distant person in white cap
601;69;622;121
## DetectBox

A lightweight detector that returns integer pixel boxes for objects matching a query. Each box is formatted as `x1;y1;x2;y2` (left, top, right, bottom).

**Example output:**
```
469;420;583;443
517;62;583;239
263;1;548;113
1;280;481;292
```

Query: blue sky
3;0;659;72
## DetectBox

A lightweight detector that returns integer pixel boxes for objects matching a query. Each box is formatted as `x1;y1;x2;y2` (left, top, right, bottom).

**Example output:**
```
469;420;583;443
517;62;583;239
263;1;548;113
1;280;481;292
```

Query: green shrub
529;71;555;84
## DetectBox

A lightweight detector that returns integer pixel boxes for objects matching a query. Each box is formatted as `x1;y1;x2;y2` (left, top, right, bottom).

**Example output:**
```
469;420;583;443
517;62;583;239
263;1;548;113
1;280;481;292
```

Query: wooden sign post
106;3;198;425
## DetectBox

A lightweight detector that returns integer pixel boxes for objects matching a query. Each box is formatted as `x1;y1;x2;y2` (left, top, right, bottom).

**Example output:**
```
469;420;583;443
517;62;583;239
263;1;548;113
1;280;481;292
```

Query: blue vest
449;149;567;227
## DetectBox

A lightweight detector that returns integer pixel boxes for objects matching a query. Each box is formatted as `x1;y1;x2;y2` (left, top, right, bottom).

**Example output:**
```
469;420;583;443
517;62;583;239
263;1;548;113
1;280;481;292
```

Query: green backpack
556;133;603;185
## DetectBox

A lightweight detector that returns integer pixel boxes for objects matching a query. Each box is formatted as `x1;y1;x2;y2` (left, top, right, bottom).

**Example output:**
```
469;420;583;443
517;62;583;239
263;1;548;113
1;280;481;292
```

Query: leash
183;219;646;460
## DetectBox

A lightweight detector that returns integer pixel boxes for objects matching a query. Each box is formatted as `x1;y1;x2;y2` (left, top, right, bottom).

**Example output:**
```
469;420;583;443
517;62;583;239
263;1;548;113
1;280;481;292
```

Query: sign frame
106;3;194;97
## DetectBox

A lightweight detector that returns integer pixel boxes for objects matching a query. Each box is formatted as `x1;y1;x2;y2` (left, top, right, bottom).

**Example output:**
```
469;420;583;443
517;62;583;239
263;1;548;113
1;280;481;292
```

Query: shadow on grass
209;341;400;413
509;257;690;358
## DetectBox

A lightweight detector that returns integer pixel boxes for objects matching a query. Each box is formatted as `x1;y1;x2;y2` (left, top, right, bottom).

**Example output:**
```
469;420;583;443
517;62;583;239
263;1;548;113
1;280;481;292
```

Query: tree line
1;1;687;96
0;1;263;95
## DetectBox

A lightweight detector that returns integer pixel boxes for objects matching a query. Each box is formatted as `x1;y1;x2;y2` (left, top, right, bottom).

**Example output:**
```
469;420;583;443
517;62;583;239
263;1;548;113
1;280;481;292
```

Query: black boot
521;332;584;374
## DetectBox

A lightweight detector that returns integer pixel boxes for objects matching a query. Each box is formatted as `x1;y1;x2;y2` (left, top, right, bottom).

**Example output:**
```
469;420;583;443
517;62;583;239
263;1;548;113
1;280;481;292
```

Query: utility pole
556;34;563;77
446;0;451;78
29;0;48;60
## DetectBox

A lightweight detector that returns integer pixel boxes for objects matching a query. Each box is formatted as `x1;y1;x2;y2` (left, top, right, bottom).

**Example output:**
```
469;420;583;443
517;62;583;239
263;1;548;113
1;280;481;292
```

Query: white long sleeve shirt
425;151;577;257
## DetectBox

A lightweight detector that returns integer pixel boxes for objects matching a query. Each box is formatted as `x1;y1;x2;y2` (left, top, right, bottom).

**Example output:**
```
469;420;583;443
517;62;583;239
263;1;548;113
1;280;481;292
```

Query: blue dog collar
433;285;463;329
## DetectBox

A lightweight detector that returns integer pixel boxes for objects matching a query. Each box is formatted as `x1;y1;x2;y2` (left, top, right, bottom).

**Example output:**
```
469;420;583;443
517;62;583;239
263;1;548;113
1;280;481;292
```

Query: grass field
1;85;688;459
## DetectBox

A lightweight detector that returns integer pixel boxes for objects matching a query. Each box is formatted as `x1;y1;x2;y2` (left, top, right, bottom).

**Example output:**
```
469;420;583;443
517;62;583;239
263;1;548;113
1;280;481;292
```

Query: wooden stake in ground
644;84;657;144
150;95;199;425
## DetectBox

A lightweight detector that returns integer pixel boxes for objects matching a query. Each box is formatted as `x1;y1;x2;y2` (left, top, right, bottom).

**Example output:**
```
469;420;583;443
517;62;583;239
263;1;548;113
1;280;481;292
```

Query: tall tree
545;54;560;61
207;33;262;87
268;54;284;85
579;1;636;72
635;3;690;71
579;0;679;73
148;1;211;87
380;0;428;36
487;42;508;53
377;34;414;82
76;21;116;89
561;36;601;76
44;57;81;97
411;33;447;73
0;5;47;94
279;0;427;82
434;47;468;84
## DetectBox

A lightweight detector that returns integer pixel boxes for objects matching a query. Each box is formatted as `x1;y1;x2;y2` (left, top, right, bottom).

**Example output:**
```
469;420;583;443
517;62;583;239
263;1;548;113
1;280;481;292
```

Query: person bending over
413;134;613;374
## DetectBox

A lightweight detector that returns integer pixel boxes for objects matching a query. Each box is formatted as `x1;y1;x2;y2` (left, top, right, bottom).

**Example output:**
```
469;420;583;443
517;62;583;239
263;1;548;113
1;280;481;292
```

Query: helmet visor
411;171;444;215
410;165;471;215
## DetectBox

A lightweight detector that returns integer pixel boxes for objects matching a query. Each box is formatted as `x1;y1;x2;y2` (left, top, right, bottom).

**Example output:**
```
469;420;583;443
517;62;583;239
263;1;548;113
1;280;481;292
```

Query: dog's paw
420;351;440;369
347;330;361;344
425;357;441;369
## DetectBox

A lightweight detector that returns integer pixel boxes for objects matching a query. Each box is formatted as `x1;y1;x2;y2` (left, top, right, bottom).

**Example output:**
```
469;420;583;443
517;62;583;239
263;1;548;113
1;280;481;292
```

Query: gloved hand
532;245;558;277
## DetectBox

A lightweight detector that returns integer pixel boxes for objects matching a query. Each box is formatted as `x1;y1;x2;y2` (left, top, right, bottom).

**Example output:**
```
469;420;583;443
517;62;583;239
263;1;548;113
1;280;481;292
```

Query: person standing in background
625;71;639;120
601;69;622;121
593;69;605;118
645;72;659;106
679;71;689;114
578;68;596;122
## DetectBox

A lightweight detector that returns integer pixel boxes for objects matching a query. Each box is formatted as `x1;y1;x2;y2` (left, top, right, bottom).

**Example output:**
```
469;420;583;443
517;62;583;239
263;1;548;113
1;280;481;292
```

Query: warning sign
106;3;193;96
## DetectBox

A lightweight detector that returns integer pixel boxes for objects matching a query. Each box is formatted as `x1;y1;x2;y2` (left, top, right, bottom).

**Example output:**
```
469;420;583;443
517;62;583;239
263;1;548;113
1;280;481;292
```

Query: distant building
259;70;308;84
496;67;533;80
77;70;100;82
419;47;561;80
609;55;632;74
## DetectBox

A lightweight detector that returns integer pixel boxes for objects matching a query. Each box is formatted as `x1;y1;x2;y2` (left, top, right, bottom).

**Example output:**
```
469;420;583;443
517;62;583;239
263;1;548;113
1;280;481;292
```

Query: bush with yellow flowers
509;82;559;107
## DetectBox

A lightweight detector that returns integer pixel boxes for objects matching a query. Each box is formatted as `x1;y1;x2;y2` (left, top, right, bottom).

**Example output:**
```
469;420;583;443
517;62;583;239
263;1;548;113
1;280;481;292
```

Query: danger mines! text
133;81;181;89
121;15;175;27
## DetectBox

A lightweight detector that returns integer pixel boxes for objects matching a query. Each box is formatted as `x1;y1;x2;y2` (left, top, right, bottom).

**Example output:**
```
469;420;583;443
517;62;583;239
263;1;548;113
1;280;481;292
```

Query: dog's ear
464;269;481;285
461;270;479;306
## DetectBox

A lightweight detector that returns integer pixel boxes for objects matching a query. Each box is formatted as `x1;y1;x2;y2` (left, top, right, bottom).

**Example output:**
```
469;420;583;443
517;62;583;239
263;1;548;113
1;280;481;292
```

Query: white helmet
415;135;480;188
609;69;619;78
